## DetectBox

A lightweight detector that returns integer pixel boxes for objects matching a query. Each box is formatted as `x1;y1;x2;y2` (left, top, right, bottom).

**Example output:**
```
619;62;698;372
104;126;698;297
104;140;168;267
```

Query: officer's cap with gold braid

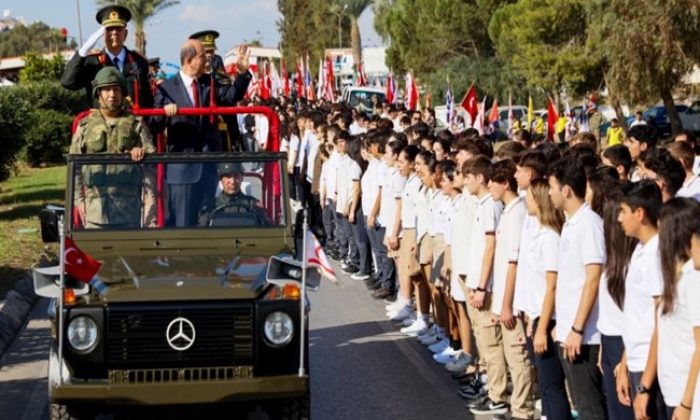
189;30;220;51
96;5;131;28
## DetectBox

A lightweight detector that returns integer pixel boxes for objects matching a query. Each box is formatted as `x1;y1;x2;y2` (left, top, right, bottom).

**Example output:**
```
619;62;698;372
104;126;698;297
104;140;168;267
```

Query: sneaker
372;287;394;299
419;333;441;346
458;377;484;401
432;346;459;364
389;305;413;322
342;264;359;274
400;319;429;337
445;352;472;372
401;314;417;327
350;272;370;281
428;337;450;354
469;398;509;415
417;325;437;340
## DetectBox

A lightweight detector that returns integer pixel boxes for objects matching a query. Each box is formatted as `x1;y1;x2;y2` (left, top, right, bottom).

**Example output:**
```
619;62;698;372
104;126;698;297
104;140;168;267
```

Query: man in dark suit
150;39;252;227
61;5;153;109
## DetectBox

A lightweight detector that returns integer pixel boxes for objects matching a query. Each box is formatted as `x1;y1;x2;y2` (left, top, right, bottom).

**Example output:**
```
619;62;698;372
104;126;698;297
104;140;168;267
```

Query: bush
22;109;73;166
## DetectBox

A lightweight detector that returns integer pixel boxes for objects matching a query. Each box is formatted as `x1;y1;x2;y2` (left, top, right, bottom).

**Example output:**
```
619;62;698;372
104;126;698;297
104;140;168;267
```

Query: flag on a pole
507;90;514;134
357;62;367;87
64;237;102;283
460;83;478;127
317;58;324;100
325;57;335;101
546;97;559;142
281;60;291;97
304;55;314;101
527;95;534;131
295;58;304;98
305;230;337;283
405;72;418;111
488;97;499;125
386;72;396;104
445;79;454;124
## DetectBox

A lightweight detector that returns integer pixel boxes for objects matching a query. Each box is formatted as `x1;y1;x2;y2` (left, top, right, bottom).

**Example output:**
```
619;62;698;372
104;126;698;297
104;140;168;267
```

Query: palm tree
338;0;373;71
96;0;180;55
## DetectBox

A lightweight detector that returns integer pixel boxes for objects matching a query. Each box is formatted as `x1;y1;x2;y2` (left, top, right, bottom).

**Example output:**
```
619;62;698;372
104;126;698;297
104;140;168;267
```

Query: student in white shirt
655;198;700;419
548;158;607;419
319;142;338;254
615;180;666;419
344;136;371;280
334;131;361;274
463;155;506;415
486;159;535;419
523;178;571;419
667;141;700;201
624;125;658;183
643;147;686;203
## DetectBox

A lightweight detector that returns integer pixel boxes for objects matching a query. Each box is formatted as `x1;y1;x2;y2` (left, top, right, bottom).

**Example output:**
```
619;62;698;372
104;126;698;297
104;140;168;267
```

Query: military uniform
70;67;156;229
61;6;153;109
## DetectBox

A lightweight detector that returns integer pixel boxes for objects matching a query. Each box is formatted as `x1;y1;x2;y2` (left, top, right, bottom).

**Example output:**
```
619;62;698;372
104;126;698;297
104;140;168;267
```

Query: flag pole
57;215;66;385
298;208;308;378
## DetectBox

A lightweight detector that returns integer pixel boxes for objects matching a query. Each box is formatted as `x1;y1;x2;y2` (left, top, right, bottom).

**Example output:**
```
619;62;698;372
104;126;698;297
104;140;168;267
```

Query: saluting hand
237;44;251;74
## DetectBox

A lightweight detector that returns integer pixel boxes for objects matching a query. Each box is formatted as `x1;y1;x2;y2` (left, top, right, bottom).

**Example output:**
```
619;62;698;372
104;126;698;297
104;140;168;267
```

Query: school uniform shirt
431;192;450;237
513;214;541;314
596;272;626;337
466;193;503;290
288;134;302;167
520;225;560;320
693;155;700;176
659;259;700;408
622;235;662;373
555;203;606;346
492;197;526;316
677;174;700;201
400;173;421;235
449;193;475;302
361;158;381;218
325;151;340;201
335;155;355;212
378;163;406;232
415;187;434;242
304;133;320;184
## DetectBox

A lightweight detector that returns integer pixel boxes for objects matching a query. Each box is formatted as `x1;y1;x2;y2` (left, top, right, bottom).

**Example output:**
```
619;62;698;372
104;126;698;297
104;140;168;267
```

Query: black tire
279;392;310;420
50;403;98;420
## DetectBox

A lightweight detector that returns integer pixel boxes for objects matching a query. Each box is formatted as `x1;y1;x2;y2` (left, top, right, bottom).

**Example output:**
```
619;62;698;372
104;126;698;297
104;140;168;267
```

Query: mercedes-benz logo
166;317;196;351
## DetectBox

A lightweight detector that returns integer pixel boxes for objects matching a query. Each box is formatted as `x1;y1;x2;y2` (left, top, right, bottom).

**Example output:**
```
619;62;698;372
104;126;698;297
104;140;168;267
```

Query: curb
0;272;39;357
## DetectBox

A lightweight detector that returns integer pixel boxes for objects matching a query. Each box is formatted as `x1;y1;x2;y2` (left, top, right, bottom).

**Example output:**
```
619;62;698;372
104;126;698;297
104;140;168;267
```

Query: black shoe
342;264;359;274
468;397;508;415
371;287;394;300
452;371;474;381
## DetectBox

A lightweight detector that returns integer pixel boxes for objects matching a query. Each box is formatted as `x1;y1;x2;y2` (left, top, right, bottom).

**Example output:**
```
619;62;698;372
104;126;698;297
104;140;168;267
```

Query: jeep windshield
68;153;287;231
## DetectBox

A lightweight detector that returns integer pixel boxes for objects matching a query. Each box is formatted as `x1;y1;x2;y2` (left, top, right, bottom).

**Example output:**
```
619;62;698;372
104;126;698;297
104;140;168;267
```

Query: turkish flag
64;237;102;283
547;97;559;142
460;83;478;127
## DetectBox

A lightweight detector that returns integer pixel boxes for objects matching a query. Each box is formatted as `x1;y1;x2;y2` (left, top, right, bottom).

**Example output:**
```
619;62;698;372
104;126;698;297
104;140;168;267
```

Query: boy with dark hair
548;158;607;419
625;125;659;181
615;180;666;419
603;144;633;181
643;147;686;202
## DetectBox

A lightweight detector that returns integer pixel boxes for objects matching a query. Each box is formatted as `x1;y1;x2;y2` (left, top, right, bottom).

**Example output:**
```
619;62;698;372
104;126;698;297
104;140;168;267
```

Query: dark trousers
292;167;305;204
629;371;668;420
288;173;297;201
364;215;381;275
336;212;357;265
374;226;395;290
349;206;371;275
527;318;572;420
322;201;336;248
168;183;200;227
601;335;634;420
559;344;608;420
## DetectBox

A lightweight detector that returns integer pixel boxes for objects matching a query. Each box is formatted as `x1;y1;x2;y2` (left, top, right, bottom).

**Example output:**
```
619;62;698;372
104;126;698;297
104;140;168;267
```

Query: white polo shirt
415;187;434;241
324;151;340;200
596;272;626;336
514;214;541;314
378;163;405;231
401;173;421;232
466;193;503;290
622;234;662;373
361;158;381;217
288;134;302;167
520;225;560;319
431;192;450;236
304;133;320;183
335;155;358;212
555;202;605;345
659;259;700;407
450;193;476;276
677;174;700;201
492;197;526;316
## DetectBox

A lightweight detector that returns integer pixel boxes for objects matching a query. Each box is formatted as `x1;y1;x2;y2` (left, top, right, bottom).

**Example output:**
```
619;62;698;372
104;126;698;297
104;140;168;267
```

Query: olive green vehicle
34;148;316;419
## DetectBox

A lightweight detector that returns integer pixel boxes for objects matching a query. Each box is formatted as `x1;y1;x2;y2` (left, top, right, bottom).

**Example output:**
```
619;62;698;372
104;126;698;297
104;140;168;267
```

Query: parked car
341;86;385;116
640;104;700;138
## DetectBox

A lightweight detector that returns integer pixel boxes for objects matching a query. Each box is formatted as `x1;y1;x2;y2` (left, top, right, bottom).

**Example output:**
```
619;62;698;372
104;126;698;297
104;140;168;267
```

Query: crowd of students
272;97;700;420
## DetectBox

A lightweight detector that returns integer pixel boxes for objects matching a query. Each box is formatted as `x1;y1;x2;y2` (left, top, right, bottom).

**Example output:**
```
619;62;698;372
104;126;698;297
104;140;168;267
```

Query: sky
1;0;384;65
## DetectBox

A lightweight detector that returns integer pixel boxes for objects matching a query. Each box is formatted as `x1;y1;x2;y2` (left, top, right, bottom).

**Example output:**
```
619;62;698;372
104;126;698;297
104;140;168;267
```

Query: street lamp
332;4;348;49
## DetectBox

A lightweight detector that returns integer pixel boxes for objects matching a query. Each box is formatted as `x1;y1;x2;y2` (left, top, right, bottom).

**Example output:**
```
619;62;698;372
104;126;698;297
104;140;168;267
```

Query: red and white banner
305;231;337;283
460;83;478;126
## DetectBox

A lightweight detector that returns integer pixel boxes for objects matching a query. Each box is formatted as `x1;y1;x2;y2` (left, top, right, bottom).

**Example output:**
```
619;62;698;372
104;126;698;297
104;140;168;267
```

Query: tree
0;22;77;57
19;53;65;83
96;0;180;55
337;0;373;70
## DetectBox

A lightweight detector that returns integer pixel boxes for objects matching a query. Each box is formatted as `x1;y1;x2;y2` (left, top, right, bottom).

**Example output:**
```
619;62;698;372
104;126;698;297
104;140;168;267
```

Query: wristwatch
636;382;651;395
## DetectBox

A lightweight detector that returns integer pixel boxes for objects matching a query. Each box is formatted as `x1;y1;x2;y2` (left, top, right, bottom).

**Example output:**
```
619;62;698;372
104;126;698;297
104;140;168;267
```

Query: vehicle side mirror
39;206;65;243
266;256;321;291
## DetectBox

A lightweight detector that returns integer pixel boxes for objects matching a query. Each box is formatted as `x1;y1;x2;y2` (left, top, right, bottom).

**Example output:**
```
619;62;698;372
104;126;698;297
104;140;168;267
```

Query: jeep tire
278;392;310;420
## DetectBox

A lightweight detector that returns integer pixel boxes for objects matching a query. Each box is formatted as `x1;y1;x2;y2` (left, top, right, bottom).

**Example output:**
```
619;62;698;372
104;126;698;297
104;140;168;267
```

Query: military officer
61;5;153;109
208;163;269;226
70;67;156;229
189;29;243;151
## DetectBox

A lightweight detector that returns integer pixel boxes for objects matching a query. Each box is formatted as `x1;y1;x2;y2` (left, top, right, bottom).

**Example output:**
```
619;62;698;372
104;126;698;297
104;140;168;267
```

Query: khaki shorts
417;233;432;265
399;228;420;277
430;234;446;284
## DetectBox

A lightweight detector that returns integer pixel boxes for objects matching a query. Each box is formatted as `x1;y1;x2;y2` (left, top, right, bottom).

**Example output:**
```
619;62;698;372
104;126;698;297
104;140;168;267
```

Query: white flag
305;230;337;283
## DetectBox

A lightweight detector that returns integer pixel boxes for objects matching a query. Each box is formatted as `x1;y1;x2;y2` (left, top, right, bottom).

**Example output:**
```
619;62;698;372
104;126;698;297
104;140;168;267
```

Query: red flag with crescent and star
460;83;478;127
64;237;102;283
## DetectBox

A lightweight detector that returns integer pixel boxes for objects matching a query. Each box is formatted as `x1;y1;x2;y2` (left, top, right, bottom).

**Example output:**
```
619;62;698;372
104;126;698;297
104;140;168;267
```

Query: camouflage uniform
70;109;155;229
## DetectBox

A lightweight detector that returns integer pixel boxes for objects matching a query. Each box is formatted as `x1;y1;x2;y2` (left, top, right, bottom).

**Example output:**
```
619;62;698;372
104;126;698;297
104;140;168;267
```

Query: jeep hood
93;255;272;303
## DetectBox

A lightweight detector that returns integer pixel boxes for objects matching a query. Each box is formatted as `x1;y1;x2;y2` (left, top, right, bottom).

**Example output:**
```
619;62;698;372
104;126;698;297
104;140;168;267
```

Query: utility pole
76;0;83;45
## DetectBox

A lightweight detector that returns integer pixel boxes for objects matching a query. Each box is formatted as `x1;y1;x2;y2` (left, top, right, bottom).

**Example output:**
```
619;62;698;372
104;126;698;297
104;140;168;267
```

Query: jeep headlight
67;316;99;353
264;311;294;347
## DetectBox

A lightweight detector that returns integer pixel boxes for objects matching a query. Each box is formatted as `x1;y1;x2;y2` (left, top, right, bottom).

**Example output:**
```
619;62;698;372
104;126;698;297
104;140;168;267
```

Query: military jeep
34;109;313;419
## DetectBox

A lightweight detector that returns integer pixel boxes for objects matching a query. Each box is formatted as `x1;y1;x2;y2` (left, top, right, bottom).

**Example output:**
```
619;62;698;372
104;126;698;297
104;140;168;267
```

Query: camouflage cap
217;162;243;178
92;67;126;97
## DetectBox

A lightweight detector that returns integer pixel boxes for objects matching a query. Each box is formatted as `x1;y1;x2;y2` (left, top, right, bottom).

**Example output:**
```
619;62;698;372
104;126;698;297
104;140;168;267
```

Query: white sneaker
386;297;408;313
389;305;413;322
445;352;472;372
420;330;443;346
417;324;437;341
433;346;459;364
428;337;450;354
350;272;370;281
401;314;417;327
400;319;429;337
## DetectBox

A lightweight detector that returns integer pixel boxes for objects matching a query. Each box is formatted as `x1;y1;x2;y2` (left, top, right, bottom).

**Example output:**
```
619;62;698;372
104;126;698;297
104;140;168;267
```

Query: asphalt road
0;268;482;420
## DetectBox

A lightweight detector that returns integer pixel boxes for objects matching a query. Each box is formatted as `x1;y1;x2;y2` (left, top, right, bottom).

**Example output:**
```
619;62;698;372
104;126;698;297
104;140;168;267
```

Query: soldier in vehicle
70;67;156;228
209;163;270;226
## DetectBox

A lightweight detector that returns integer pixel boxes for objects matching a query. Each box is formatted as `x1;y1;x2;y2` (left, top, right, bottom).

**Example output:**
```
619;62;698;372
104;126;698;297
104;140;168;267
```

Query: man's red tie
191;82;200;107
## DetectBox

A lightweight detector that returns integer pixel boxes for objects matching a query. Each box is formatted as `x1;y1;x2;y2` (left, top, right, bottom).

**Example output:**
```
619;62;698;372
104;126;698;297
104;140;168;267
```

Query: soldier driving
61;5;153;109
209;163;269;226
69;67;156;228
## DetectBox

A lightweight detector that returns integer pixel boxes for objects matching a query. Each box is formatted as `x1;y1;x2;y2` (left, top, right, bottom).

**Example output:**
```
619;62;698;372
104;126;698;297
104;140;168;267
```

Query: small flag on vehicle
305;230;337;283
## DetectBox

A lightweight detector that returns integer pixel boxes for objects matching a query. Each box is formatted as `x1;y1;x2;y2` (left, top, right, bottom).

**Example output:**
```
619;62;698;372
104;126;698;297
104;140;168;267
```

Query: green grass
0;165;65;296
